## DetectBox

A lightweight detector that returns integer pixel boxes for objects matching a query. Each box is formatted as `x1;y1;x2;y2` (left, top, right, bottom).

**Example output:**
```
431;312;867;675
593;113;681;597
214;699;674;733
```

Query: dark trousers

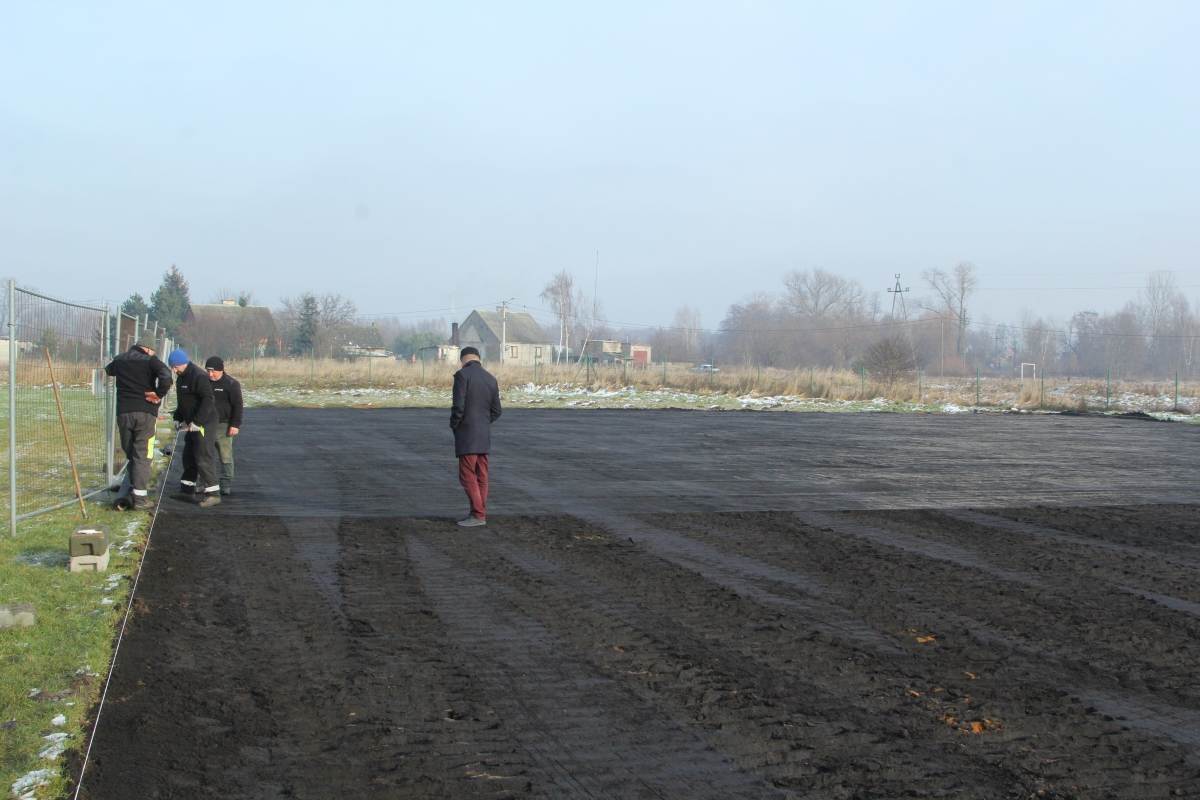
117;412;157;492
458;454;489;519
180;424;219;492
213;423;235;490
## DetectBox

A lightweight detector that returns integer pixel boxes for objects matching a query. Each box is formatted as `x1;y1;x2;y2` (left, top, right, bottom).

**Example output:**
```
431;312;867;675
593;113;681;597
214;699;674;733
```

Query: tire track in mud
948;509;1200;621
427;517;1040;797
586;512;902;654
810;509;1200;619
990;504;1200;557
819;508;1200;703
946;509;1200;573
509;466;1200;792
646;511;1200;777
404;532;767;800
86;514;546;799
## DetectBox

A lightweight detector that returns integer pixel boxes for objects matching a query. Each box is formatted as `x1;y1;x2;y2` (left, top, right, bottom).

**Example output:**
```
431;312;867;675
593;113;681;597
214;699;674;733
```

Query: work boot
456;516;486;527
172;485;195;503
129;494;153;511
220;485;232;496
196;492;222;508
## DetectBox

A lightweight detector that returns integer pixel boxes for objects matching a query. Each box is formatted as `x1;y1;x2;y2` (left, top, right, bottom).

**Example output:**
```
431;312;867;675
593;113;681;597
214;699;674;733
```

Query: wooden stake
46;348;87;519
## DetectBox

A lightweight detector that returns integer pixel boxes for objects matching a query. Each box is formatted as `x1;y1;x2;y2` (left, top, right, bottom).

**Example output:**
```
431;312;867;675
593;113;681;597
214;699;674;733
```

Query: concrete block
69;550;110;573
0;604;37;629
70;526;110;557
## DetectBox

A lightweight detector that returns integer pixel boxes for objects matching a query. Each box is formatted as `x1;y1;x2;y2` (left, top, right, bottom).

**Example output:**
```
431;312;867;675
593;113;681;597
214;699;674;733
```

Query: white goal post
1020;363;1036;379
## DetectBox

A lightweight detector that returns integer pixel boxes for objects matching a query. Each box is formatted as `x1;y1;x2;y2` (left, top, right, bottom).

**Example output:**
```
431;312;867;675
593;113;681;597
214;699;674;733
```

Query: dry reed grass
227;357;1200;413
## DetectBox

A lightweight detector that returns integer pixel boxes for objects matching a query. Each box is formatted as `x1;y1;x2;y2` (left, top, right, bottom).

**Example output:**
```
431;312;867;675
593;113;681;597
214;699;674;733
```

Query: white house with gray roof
458;309;553;366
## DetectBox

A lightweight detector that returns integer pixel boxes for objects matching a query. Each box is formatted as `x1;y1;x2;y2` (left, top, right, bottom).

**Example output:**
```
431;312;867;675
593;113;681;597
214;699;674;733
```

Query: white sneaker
456;517;486;527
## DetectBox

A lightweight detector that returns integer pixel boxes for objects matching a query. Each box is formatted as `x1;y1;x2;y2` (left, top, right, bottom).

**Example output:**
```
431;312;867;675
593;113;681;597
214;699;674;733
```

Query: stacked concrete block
69;525;110;573
0;604;36;629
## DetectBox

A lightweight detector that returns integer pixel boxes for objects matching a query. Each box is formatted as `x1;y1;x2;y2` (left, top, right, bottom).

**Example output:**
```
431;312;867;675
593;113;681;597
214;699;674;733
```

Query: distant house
418;343;461;363
584;340;652;366
458;309;553;366
181;301;279;359
333;323;391;358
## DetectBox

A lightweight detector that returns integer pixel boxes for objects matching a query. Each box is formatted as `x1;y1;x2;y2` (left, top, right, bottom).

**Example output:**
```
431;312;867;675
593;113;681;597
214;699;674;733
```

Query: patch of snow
38;732;70;761
11;768;57;797
50;715;65;727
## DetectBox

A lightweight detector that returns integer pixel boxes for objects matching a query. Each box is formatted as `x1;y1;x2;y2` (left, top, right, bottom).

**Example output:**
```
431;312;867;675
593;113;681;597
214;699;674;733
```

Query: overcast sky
3;2;1198;331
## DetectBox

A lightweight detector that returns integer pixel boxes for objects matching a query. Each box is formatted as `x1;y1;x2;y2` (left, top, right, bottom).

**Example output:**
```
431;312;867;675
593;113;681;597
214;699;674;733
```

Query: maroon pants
458;454;489;519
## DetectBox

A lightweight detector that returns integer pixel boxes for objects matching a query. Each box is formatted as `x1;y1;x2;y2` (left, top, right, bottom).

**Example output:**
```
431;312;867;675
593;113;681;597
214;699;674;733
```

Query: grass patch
0;386;120;519
0;426;170;799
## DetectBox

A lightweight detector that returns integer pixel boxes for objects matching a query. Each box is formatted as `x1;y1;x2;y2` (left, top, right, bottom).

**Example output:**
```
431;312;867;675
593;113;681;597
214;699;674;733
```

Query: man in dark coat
205;356;244;495
449;346;501;526
105;331;173;510
167;350;222;507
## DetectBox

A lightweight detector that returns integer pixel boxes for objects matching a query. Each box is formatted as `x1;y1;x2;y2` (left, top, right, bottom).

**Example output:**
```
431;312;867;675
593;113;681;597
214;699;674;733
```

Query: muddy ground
79;410;1200;798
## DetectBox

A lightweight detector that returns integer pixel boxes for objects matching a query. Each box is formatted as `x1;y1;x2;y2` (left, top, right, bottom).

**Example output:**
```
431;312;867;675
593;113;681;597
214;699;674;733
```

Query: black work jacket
450;360;502;456
172;362;219;427
105;347;173;416
210;374;244;428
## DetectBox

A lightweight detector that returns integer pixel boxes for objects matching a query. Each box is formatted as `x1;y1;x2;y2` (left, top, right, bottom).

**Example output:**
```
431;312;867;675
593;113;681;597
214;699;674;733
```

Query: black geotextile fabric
162;407;1200;518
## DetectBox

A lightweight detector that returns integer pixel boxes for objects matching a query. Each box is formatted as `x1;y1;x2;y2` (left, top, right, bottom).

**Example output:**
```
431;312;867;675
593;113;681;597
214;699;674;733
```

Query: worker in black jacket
167;350;221;507
205;356;243;495
104;331;173;510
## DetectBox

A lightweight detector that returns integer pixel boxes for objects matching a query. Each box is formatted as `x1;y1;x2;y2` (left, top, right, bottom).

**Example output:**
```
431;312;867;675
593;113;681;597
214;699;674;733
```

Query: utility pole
887;274;918;367
500;300;507;365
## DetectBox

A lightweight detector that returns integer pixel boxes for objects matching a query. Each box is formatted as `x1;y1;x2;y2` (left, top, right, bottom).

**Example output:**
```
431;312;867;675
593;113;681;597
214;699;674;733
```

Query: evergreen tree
149;265;191;338
121;293;150;318
291;293;320;356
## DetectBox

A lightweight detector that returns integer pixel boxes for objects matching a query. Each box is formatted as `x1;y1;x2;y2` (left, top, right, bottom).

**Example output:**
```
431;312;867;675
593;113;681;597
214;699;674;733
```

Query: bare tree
720;294;781;366
671;305;703;362
864;336;916;385
1140;270;1181;338
277;292;358;357
922;262;978;357
209;287;258;307
783;268;865;319
540;271;585;358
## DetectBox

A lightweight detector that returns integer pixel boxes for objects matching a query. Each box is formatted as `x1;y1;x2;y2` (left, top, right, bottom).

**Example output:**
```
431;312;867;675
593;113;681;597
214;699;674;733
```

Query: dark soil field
79;410;1200;798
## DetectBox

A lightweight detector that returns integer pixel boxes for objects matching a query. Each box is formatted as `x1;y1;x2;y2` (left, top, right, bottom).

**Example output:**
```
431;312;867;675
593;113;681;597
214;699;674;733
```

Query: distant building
181;301;279;358
458;309;553;366
418;343;461;363
333;323;391;358
584;340;652;366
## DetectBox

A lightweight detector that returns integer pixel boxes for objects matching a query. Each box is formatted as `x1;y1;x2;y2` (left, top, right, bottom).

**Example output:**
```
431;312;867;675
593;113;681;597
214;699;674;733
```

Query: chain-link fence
2;281;176;534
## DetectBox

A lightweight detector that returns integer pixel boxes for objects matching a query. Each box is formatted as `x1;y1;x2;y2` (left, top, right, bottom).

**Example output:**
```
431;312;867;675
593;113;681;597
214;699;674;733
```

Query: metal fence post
104;304;115;490
9;279;16;537
976;368;981;406
861;365;865;396
1106;368;1111;410
810;367;814;396
1174;370;1179;411
918;368;922;403
1039;369;1045;408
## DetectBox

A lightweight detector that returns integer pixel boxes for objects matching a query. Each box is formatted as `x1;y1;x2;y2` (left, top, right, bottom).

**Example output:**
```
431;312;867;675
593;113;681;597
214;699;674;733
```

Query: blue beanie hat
167;349;189;367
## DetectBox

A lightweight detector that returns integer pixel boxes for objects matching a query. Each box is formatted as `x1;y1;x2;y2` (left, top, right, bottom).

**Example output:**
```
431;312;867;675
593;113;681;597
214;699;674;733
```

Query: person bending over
105;332;173;510
449;346;501;527
205;356;243;495
167;350;222;507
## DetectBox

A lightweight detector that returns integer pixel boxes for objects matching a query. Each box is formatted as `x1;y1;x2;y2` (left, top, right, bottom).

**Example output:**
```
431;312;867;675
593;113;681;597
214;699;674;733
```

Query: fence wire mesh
2;285;111;524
